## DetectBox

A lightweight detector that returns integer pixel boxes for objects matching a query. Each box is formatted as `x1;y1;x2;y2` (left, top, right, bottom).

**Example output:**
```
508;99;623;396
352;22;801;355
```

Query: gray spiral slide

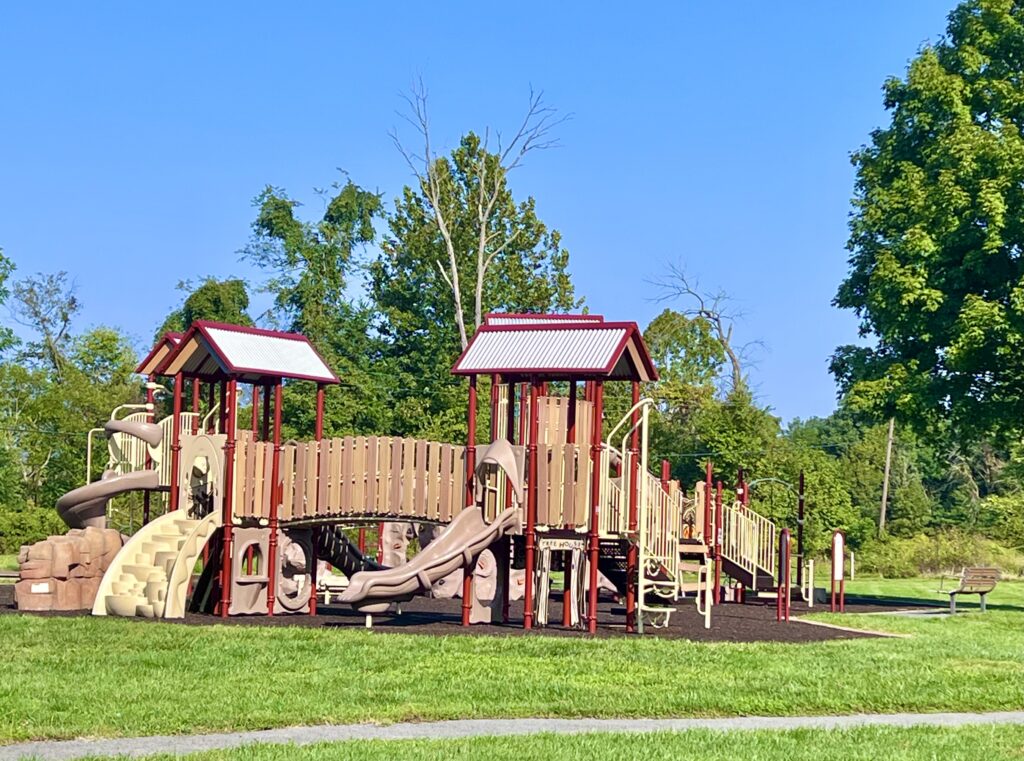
55;420;163;529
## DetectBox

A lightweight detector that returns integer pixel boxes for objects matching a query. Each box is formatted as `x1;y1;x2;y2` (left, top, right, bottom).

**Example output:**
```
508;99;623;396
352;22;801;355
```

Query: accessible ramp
56;469;160;529
92;508;222;618
338;505;520;613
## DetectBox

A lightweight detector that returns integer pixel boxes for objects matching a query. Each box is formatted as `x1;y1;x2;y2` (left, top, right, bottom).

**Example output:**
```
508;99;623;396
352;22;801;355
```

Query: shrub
0;505;67;553
855;530;1024;578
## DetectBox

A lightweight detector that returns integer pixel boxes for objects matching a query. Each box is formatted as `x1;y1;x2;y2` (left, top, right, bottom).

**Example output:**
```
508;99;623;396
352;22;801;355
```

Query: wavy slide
338;506;520;613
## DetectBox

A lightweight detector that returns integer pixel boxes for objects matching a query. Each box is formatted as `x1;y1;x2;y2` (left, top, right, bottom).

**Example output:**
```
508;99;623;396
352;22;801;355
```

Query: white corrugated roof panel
455;327;628;374
203;326;337;383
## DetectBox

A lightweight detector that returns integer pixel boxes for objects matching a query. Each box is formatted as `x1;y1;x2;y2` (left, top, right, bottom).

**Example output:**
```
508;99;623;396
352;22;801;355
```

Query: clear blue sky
0;2;954;423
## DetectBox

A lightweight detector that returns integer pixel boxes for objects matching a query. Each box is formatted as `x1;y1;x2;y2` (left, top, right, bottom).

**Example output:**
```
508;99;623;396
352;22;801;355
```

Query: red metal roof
452;318;657;381
155;321;339;384
135;332;183;376
483;313;605;326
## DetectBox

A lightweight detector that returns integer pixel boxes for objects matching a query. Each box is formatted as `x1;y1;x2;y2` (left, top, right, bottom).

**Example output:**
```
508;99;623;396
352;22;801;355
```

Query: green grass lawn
2;602;1023;744
844;575;1024;608
81;725;1024;761
0;553;17;571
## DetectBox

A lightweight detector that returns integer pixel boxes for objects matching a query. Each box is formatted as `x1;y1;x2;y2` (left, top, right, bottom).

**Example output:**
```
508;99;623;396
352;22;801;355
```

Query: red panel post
714;480;723;604
463;375;478;627
219;379;238;617
266;381;282;616
625;381;640;632
169;372;183;512
563;380;578;628
311;383;325;616
586;381;604;634
315;384;325;439
524;380;540;630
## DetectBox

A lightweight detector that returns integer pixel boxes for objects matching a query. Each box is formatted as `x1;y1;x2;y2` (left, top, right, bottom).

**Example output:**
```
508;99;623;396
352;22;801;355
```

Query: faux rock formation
15;527;124;611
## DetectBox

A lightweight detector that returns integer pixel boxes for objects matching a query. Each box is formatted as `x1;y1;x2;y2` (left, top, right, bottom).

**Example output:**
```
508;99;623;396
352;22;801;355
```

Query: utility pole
879;417;895;535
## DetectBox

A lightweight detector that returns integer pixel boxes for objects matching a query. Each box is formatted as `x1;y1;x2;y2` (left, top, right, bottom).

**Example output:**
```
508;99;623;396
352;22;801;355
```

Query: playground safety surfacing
0;585;914;643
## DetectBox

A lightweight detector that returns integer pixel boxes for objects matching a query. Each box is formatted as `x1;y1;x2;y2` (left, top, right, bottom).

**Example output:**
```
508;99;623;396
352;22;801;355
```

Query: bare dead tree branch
391;81;568;348
651;261;754;393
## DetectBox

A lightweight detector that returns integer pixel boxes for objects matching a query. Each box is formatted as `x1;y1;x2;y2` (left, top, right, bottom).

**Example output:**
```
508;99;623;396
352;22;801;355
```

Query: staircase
92;509;222;618
719;500;777;591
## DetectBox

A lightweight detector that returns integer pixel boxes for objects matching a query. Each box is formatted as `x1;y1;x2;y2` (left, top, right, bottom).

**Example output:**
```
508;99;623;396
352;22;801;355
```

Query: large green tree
244;178;388;438
157;277;253;338
833;0;1024;443
0;270;139;547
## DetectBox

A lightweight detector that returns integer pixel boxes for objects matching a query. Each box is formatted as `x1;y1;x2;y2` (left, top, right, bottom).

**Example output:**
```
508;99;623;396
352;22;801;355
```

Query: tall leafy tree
157;277;253;337
244;178;387;437
0;271;139;546
833;0;1024;443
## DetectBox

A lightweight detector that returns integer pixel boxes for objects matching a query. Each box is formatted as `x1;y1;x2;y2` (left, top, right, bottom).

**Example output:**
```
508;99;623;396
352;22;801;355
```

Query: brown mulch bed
0;583;917;643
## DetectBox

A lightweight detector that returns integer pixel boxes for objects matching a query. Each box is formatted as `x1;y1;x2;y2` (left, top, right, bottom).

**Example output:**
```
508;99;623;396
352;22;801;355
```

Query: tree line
2;1;1023;574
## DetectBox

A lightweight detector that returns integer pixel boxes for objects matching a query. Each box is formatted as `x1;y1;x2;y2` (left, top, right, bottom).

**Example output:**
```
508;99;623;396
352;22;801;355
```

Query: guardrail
721;500;777;579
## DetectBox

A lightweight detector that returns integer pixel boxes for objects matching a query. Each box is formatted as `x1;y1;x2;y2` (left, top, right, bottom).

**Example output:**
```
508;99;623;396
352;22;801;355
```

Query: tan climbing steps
93;510;221;619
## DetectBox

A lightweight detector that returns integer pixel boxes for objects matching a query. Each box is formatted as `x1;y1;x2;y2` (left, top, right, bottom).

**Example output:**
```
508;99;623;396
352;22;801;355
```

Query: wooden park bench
941;567;1000;614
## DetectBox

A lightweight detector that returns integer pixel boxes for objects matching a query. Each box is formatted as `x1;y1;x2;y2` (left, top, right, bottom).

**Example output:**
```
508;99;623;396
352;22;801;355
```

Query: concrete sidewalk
4;711;1024;760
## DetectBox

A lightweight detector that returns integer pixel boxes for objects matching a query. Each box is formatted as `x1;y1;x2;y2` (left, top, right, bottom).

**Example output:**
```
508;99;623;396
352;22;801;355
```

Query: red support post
266;381;282;616
563;380;578;628
625;381;640;632
463;375;478;627
311;383;325;616
524;380;540;630
169;372;183;512
714;480;724;604
219;379;238;617
587;381;604;634
502;378;517;624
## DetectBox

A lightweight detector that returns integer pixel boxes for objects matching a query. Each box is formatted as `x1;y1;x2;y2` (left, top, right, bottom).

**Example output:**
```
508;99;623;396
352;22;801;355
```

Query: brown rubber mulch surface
0;583;916;643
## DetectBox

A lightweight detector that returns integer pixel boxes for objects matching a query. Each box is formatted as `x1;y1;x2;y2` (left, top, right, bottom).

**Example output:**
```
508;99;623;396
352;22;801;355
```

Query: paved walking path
4;711;1024;760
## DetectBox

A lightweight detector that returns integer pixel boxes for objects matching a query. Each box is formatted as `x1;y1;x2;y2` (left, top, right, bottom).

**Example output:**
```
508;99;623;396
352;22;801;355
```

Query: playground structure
17;314;820;633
